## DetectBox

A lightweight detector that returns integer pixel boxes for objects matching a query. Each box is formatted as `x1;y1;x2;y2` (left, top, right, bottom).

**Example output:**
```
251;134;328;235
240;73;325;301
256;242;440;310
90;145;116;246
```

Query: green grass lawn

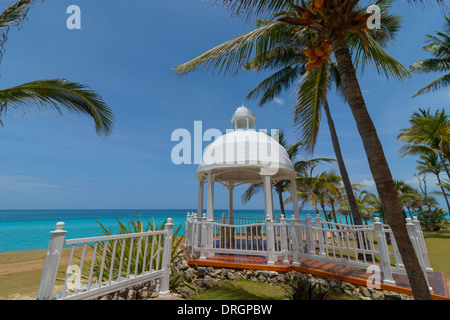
185;280;359;300
423;229;450;279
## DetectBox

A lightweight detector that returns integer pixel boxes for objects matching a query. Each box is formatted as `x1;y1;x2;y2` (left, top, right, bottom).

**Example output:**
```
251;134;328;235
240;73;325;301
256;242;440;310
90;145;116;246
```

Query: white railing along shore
36;219;174;300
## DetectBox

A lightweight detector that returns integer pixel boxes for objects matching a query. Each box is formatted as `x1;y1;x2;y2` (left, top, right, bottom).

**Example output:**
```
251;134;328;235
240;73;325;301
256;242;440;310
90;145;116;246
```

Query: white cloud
273;98;285;105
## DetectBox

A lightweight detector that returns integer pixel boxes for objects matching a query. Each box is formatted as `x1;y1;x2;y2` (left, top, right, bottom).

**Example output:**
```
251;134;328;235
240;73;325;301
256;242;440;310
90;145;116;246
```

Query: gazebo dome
196;106;296;183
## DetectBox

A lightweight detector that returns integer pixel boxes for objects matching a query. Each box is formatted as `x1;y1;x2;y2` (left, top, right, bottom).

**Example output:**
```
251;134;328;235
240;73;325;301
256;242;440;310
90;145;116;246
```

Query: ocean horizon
2;208;446;254
0;208;323;253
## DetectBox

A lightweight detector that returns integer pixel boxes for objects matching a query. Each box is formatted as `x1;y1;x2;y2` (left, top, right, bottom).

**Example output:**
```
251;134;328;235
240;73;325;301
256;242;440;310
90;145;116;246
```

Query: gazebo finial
231;104;256;130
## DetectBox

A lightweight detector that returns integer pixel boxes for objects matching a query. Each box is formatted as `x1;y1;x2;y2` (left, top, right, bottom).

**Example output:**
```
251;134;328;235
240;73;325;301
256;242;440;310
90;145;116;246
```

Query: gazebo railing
185;213;433;287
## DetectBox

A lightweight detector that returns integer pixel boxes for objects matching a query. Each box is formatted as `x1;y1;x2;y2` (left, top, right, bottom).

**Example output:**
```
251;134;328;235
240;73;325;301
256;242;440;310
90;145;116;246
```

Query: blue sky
0;0;448;211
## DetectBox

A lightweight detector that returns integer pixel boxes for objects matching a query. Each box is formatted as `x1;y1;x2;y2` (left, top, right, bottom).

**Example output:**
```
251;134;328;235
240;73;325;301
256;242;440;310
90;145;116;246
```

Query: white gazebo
194;105;300;263
185;106;434;284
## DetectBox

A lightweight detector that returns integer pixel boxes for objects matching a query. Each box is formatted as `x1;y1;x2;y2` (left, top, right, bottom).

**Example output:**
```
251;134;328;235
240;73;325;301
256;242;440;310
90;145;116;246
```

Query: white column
206;172;214;257
198;179;204;216
206;172;214;221
261;170;275;264
227;182;234;223
262;174;274;221
291;176;300;220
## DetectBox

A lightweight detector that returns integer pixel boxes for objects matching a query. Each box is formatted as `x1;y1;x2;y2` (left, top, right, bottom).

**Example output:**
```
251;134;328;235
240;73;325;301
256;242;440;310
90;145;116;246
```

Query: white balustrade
186;213;432;286
37;219;174;300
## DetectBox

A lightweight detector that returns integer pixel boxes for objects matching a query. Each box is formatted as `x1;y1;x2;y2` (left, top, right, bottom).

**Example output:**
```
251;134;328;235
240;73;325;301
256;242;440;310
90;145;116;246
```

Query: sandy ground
0;249;77;276
0;249;81;300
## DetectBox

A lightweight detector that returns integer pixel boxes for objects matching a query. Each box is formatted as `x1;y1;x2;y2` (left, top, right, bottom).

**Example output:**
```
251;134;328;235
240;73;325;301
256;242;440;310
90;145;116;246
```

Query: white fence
37;219;174;300
186;213;432;287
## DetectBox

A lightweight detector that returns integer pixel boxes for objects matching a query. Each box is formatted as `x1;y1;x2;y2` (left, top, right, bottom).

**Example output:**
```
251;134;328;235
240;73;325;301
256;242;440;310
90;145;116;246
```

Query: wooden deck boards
185;251;449;300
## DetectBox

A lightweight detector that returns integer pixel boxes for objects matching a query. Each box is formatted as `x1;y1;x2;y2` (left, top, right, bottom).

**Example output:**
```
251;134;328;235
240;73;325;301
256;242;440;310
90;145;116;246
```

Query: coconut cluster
300;1;375;72
305;42;331;72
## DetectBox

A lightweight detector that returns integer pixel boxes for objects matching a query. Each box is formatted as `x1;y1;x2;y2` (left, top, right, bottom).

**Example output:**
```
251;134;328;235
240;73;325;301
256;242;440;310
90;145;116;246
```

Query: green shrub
283;278;329;300
415;206;448;231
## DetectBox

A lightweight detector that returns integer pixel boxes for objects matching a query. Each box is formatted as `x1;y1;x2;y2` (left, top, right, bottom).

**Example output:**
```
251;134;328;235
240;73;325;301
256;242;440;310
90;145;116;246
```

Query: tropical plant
175;0;432;300
339;190;375;224
283;277;329;300
398;108;450;179
286;164;341;222
415;206;448;231
410;16;450;97
394;180;423;218
88;216;188;291
416;154;450;213
0;1;114;135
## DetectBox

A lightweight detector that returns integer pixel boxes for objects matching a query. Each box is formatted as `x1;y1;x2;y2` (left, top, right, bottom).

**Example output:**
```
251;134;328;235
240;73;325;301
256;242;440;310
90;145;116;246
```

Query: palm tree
340;190;375;225
242;9;403;226
394;180;423;218
410;16;450;97
286;164;341;221
241;129;302;216
175;0;431;300
398;108;450;179
242;28;366;226
416;154;450;212
0;1;114;135
323;171;344;223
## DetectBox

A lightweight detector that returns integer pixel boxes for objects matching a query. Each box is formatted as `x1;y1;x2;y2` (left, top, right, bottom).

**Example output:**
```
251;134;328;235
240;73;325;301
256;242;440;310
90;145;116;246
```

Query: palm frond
413;73;450;96
292;61;329;153
173;20;293;76
241;183;264;204
0;79;114;136
246;64;301;106
0;0;40;67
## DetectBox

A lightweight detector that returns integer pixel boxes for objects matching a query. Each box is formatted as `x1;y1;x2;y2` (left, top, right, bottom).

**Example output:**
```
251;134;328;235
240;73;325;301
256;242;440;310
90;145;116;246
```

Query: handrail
185;213;432;287
37;219;174;300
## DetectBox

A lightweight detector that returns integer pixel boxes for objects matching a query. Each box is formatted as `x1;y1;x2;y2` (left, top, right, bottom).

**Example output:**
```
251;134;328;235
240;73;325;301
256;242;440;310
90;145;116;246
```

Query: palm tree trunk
330;200;338;224
330;33;432;300
323;99;363;225
278;189;285;217
320;202;329;222
436;173;450;213
438;153;450;180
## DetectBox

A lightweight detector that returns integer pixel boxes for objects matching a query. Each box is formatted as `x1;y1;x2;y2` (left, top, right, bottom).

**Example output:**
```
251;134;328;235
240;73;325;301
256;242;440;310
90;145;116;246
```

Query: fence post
305;214;315;255
265;213;275;265
279;214;289;264
373;218;395;285
290;215;301;266
405;217;433;292
192;213;199;251
200;213;207;260
160;218;174;296
405;218;425;269
316;215;326;256
413;216;433;272
36;222;67;300
186;212;191;248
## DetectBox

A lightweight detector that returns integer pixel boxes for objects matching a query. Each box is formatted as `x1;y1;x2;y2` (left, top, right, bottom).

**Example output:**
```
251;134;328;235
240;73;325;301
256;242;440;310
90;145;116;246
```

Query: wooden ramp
185;251;449;300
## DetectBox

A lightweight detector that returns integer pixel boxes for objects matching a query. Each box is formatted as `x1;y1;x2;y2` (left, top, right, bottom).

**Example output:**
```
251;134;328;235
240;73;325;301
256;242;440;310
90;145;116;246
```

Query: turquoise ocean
0;209;319;253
